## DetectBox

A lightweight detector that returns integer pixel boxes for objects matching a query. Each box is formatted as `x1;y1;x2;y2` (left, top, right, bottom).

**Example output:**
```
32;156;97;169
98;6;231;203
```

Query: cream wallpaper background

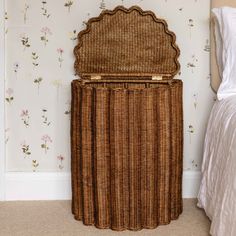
5;0;214;172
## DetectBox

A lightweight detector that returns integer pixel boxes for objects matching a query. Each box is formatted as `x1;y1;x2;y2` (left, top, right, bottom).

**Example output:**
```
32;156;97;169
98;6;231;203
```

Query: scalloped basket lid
74;6;180;79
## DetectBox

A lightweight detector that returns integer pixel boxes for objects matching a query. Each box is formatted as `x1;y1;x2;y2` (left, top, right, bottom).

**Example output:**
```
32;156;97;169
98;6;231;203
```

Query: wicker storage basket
71;6;183;231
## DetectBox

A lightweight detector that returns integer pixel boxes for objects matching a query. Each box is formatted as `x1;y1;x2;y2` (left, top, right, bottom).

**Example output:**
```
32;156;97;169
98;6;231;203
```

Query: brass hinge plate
91;75;102;80
152;75;163;81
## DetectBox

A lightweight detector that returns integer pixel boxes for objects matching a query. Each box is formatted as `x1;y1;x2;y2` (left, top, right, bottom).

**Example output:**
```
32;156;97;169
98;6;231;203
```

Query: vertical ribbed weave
71;80;183;231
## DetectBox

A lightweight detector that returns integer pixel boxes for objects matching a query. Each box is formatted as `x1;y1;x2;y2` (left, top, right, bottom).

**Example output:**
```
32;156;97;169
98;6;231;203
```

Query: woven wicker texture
71;5;183;231
74;6;180;79
71;80;183;230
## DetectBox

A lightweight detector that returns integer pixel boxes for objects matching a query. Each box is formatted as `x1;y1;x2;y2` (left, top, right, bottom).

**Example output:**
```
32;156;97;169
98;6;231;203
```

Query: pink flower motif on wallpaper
5;88;14;104
57;48;64;68
41;134;52;154
21;141;31;158
32;160;39;172
57;155;65;170
20;109;30;127
40;27;52;46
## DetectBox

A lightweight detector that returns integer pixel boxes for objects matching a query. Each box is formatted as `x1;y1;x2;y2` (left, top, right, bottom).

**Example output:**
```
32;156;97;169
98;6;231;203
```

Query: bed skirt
71;79;183;231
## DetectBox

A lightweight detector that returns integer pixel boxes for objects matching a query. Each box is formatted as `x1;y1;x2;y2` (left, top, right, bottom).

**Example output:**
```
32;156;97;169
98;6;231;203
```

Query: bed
197;1;236;236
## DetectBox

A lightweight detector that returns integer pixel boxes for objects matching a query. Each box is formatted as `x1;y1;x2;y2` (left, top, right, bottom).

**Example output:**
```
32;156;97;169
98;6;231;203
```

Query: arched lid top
74;6;180;79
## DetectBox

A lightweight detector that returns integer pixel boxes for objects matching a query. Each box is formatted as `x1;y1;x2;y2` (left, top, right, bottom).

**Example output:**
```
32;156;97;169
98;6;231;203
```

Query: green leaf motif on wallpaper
34;77;43;95
41;1;50;18
5;88;14;104
20;109;30;128
188;19;194;39
192;160;198;169
64;1;73;13
188;125;195;144
42;109;51;126
5;12;8;20
187;55;198;73
40;27;52;46
13;62;20;79
5;97;14;103
41;135;52;154
32;52;39;68
21;141;31;158
32;160;39;172
20;34;30;51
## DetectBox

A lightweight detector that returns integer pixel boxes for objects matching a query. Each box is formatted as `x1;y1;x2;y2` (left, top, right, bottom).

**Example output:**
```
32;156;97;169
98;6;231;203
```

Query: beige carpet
0;199;210;236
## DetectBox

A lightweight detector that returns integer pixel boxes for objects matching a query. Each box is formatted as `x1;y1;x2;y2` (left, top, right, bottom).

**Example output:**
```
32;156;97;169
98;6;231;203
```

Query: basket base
73;213;182;231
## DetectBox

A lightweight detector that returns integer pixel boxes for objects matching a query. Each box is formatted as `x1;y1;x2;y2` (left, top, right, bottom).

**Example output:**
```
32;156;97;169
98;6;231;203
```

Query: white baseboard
5;172;71;201
182;170;202;198
3;170;201;201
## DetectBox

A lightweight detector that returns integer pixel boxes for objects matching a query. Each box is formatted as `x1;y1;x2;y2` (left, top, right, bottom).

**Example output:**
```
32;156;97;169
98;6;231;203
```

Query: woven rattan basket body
71;6;183;231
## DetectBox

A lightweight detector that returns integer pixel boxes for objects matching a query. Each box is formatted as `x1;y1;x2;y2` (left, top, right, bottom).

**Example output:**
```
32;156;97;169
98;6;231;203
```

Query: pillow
212;7;236;100
212;10;223;79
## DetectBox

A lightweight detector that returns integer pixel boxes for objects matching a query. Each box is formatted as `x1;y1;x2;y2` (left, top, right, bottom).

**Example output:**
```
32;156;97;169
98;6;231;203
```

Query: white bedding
212;7;236;100
198;95;236;236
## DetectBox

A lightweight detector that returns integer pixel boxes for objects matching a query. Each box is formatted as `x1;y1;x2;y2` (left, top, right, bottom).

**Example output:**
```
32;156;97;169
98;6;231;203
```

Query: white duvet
198;95;236;236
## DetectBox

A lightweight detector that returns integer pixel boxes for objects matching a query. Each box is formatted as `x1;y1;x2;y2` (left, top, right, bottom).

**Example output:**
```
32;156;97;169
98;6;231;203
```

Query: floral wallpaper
5;0;214;172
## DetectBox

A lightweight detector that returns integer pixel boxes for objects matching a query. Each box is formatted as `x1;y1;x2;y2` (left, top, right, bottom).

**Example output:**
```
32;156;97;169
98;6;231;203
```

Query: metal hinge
91;75;102;80
152;75;163;81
